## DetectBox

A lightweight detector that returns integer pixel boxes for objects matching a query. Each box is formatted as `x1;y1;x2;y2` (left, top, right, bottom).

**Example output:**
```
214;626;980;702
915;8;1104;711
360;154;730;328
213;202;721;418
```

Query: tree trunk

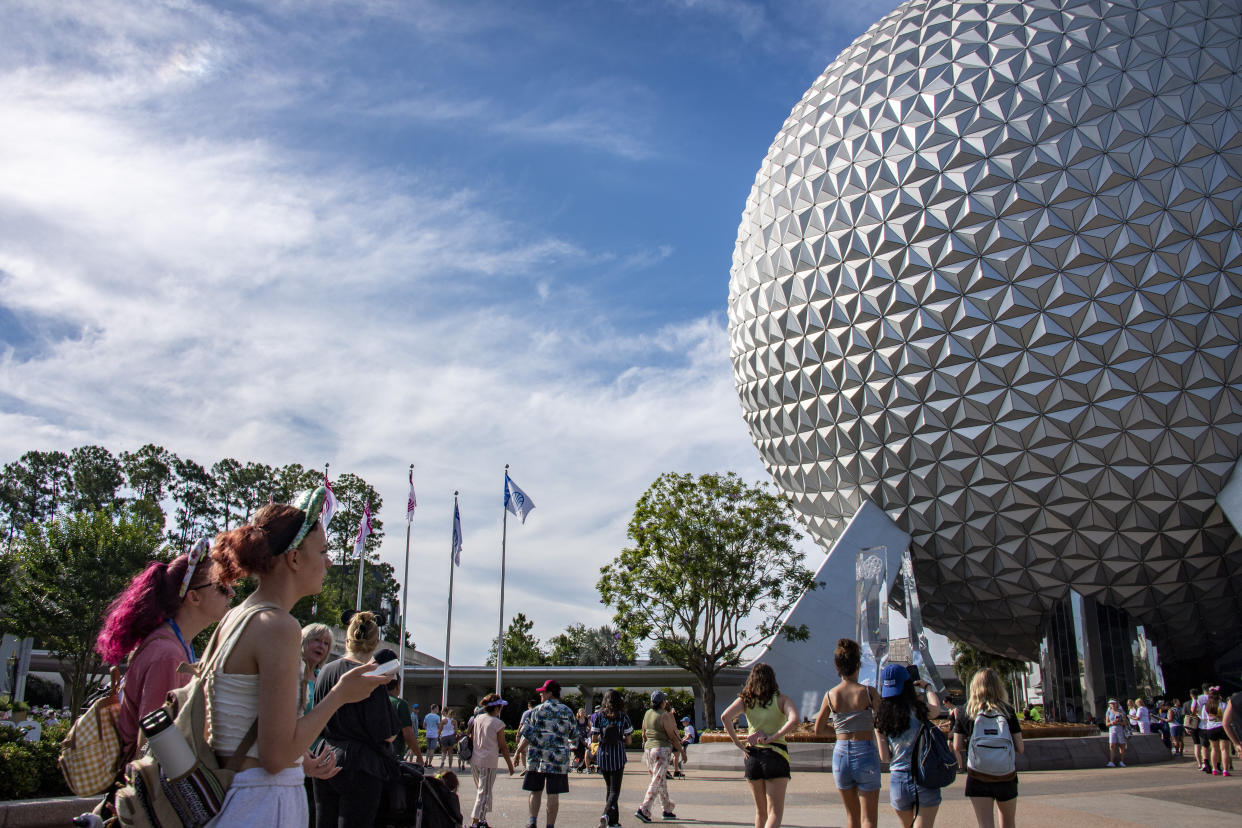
702;681;717;728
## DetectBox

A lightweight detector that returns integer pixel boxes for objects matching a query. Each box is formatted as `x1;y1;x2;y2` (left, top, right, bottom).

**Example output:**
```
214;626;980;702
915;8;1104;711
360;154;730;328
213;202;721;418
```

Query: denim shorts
888;768;941;812
832;739;880;792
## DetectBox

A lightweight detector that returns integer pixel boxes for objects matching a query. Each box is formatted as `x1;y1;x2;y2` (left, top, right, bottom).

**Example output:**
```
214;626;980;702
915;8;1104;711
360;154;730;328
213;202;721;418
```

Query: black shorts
522;771;569;795
1206;727;1230;742
743;747;790;780
965;774;1019;802
1187;727;1201;745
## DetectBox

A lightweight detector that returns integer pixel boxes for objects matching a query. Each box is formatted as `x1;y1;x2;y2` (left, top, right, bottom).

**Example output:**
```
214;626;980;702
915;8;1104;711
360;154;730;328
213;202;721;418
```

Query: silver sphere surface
729;0;1242;660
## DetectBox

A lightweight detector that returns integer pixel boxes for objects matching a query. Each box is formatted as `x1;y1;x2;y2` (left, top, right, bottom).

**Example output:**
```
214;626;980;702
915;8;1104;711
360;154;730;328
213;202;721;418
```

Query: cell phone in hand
366;649;401;677
906;665;921;684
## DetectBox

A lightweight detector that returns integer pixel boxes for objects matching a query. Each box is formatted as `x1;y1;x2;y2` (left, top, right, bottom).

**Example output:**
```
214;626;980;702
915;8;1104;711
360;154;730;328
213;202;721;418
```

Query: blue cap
880;664;910;698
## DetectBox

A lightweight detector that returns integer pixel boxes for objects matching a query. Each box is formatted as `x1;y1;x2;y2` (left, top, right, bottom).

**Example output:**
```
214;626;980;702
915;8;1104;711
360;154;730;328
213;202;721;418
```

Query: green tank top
745;696;789;759
643;708;673;749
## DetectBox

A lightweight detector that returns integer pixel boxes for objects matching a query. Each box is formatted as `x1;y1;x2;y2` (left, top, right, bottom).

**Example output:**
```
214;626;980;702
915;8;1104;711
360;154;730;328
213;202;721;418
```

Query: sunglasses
189;582;234;597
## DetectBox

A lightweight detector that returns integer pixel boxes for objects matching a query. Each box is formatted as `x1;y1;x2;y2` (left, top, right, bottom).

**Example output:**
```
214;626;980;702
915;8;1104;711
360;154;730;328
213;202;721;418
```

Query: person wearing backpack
201;489;391;826
95;539;235;764
951;669;1024;828
590;689;634;828
875;663;944;827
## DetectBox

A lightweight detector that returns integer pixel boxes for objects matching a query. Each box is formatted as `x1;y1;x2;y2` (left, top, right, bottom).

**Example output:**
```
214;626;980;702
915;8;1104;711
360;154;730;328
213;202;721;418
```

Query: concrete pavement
456;752;1239;828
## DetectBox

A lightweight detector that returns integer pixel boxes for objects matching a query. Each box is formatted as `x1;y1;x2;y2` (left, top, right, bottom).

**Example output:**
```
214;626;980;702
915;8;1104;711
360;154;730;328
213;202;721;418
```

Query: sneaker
1119;762;1126;767
662;812;677;820
673;770;685;778
1224;771;1232;777
1204;764;1213;774
599;816;608;828
1106;761;1115;767
635;810;652;824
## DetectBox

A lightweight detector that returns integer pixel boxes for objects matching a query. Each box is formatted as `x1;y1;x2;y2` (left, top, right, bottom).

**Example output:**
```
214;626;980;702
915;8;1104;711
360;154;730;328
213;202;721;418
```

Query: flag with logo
354;500;372;559
504;473;535;524
407;469;418;523
322;473;338;530
451;500;463;566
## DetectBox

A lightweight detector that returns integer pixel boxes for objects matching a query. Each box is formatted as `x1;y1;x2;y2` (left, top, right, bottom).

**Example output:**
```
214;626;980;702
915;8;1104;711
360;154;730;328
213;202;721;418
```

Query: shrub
0;742;40;799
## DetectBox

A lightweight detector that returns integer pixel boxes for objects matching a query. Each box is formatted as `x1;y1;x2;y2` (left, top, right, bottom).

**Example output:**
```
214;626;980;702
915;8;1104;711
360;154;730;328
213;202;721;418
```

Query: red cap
535;679;560;695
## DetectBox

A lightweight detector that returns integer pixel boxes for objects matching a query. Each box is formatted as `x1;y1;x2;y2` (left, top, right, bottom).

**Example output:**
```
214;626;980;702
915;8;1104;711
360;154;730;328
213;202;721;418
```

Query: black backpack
599;713;622;747
912;718;958;789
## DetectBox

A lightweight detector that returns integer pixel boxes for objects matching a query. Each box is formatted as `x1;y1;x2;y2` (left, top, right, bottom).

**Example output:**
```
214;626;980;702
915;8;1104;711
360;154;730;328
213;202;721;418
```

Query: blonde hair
346;611;380;656
301;623;334;668
966;668;1009;719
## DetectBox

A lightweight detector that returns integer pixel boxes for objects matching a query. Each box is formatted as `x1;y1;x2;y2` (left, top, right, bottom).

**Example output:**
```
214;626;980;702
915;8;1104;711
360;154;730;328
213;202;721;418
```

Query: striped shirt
590;712;634;772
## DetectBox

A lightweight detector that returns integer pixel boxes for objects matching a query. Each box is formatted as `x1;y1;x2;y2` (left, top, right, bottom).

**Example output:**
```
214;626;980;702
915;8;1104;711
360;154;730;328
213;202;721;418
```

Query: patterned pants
470;764;498;821
640;747;675;814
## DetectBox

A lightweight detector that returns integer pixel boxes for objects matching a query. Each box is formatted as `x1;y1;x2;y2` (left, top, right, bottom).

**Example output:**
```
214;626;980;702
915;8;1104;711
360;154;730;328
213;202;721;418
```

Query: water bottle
140;708;197;779
72;815;105;827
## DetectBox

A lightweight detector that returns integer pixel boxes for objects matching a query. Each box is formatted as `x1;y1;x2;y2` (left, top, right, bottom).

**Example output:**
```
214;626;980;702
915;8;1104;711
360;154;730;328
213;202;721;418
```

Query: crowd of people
64;487;1240;828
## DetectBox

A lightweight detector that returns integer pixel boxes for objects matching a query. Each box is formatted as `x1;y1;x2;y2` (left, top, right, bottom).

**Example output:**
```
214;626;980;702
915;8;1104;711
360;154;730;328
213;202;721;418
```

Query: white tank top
205;603;279;760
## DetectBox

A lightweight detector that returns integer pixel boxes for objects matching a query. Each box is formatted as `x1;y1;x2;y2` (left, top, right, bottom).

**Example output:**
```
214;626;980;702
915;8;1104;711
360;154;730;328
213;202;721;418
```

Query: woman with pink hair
95;539;235;759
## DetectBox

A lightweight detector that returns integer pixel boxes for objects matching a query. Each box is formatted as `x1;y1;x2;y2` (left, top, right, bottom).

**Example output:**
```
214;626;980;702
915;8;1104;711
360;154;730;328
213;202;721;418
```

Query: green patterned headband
286;486;328;553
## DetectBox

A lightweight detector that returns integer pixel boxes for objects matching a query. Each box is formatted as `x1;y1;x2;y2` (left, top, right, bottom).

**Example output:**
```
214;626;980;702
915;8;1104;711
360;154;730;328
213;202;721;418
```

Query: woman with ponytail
95;539;234;759
202;489;389;827
312;610;402;828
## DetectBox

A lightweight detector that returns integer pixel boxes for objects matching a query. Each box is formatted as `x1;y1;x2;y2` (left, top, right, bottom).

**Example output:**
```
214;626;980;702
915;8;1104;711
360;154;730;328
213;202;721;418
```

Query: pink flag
354;499;372;558
407;469;418;523
322;472;338;530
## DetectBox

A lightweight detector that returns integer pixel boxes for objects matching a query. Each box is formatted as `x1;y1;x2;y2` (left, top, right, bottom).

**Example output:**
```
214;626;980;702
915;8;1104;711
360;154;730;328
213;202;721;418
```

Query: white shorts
205;766;306;827
1108;726;1126;745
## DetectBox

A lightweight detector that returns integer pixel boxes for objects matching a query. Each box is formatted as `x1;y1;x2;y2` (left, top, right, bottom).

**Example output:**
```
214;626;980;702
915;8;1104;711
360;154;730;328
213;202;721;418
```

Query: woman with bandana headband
96;538;236;761
201;488;390;827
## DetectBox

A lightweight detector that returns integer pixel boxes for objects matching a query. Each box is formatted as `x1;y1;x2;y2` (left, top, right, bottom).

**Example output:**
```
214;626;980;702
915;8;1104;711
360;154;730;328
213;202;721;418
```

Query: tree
169;455;218;549
7;508;165;714
950;640;1029;687
0;451;71;539
67;445;124;513
548;624;636;666
487;613;548;666
120;444;175;503
597;472;817;725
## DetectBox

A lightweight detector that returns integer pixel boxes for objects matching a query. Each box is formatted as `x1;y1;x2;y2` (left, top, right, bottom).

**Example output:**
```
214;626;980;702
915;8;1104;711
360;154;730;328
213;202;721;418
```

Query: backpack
60;635;160;797
911;718;958;790
599;714;622;747
113;603;274;828
967;709;1015;777
457;722;474;762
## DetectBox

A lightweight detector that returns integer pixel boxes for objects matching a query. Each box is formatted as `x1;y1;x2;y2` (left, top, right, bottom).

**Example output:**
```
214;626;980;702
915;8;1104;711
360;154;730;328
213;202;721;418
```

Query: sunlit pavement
464;753;1240;828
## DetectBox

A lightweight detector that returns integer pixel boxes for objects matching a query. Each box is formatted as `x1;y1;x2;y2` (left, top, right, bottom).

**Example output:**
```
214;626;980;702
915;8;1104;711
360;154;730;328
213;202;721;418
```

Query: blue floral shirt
520;699;576;774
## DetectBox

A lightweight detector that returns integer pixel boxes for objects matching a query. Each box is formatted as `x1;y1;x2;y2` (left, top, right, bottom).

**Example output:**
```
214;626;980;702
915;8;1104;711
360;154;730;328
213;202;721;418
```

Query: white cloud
0;2;799;663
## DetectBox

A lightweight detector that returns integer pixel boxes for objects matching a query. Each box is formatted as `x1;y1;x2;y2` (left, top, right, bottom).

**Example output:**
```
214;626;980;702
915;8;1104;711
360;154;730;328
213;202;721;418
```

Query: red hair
95;553;209;664
212;504;307;583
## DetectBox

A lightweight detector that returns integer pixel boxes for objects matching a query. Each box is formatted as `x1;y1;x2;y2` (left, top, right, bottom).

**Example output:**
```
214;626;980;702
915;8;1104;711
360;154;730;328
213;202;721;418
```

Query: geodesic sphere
728;0;1242;661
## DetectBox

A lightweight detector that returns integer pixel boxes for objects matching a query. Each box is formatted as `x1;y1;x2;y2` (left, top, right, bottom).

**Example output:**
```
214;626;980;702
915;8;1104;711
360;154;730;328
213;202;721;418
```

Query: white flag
504;473;535;524
354;500;372;558
407;469;418;523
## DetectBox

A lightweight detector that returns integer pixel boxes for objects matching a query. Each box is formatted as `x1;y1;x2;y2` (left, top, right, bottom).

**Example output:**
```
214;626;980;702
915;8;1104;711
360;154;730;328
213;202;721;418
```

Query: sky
0;0;934;666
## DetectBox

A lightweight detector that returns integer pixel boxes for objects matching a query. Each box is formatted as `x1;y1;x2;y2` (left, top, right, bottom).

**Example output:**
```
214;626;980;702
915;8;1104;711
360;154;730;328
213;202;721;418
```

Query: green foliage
950;640;1030;687
598;472;816;724
487;613;548;667
548;624;636;666
0;741;39;799
7;507;165;714
0;721;71;799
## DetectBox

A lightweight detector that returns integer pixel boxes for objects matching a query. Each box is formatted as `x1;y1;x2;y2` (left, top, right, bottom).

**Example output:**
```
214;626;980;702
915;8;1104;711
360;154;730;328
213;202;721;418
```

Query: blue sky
0;0;925;664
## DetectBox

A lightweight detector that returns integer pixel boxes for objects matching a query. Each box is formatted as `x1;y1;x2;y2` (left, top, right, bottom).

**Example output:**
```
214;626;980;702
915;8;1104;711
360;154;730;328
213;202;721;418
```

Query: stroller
376;762;464;828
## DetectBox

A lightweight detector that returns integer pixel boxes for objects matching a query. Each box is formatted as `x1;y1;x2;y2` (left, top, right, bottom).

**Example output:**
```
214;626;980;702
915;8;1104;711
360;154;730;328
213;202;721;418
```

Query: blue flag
504;473;535;524
451;499;462;566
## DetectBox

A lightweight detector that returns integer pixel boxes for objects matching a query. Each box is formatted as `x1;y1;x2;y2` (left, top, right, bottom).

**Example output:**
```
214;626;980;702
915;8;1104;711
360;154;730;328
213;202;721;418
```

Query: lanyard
167;619;196;664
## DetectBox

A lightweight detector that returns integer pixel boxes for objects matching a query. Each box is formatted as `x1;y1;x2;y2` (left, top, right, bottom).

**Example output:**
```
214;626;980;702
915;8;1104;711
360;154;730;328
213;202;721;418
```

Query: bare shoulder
245;607;299;639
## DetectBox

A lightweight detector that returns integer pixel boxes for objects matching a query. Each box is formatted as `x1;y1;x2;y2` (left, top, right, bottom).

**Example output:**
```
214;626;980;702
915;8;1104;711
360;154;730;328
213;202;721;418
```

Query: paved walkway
450;753;1239;828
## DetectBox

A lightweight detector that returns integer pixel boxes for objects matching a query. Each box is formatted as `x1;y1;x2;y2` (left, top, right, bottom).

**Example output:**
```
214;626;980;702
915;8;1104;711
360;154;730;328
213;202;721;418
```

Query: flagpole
496;465;509;695
399;463;414;698
354;500;368;612
441;492;458;711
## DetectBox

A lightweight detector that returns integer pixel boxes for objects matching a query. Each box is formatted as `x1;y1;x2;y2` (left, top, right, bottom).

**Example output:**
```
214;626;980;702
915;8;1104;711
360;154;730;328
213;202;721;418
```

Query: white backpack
967;709;1015;776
